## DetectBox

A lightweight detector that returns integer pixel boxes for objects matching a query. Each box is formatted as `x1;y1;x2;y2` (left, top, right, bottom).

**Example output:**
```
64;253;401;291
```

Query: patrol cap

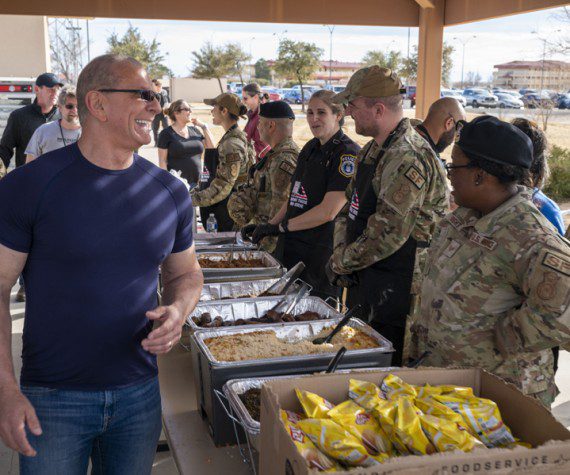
204;93;246;117
456;115;533;169
333;65;405;104
36;73;64;88
259;100;295;120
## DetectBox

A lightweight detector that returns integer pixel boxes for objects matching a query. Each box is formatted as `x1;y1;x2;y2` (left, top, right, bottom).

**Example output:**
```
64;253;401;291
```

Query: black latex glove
325;260;359;288
251;223;280;244
240;224;257;241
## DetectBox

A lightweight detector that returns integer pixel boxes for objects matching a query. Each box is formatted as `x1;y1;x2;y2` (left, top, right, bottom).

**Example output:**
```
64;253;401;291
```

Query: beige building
493;60;570;91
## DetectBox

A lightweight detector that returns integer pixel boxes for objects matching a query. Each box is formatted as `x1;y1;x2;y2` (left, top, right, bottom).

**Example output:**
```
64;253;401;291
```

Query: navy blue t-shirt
0;143;194;390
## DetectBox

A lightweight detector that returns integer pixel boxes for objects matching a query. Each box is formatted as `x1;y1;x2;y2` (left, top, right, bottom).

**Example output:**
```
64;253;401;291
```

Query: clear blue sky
82;6;568;83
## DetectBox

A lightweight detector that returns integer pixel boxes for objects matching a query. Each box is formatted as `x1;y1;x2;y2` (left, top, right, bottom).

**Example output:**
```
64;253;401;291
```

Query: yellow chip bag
439;385;475;399
296;389;335;419
415;396;470;432
372;398;410;455
419;413;485;453
280;410;342;472
297;418;389;467
328;400;394;456
433;394;515;448
381;374;418;400
393;397;436;455
348;379;383;400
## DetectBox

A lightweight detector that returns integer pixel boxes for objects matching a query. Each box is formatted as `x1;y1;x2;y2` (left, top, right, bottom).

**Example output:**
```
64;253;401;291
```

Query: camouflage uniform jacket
191;126;254;207
331;118;449;287
228;137;299;252
412;187;570;407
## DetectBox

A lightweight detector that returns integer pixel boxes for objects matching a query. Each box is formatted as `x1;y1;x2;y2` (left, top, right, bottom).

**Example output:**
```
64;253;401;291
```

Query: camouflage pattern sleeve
332;150;429;274
267;150;297;221
227;184;256;227
495;238;570;355
191;135;246;207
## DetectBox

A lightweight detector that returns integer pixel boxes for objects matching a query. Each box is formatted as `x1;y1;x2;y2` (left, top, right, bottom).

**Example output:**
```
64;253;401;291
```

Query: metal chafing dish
195;231;256;251
198;250;284;283
190;317;393;446
200;278;284;302
187;295;334;332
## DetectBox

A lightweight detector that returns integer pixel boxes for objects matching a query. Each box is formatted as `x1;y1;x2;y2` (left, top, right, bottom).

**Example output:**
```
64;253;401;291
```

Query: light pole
249;37;255;82
453;35;476;89
532;30;561;93
324;25;335;86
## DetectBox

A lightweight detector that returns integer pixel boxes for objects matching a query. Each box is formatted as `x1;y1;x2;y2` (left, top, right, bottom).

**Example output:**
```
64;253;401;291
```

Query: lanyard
58;120;68;147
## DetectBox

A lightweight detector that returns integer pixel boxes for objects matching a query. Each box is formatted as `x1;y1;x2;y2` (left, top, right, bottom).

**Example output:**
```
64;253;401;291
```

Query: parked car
557;93;570;109
495;93;524;109
462;89;498;108
324;85;345;94
404;85;416;107
521;93;554;109
519;88;537;96
441;89;466;106
493;88;522;99
262;87;283;101
282;89;307;104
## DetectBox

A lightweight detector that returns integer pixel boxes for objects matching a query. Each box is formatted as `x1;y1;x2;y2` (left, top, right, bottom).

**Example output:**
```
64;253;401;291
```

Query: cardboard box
259;368;570;474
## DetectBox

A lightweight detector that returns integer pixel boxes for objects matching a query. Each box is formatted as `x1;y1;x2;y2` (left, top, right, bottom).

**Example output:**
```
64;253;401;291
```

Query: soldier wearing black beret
228;101;299;252
411;115;570;408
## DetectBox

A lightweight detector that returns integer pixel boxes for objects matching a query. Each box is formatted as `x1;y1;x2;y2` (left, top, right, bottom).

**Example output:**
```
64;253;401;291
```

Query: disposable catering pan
187;295;333;332
197;250;284;283
194;231;256;251
190;318;393;446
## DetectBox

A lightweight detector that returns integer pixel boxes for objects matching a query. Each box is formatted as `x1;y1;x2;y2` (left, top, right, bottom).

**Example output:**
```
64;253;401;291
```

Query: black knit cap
259;100;295;120
456;115;533;169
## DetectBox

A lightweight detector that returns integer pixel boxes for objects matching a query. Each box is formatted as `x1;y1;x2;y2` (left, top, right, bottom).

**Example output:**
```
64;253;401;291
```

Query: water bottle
206;213;218;233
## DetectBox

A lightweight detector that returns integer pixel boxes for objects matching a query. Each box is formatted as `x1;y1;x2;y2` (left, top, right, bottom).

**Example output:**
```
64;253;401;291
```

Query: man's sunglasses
64;104;78;110
97;89;161;102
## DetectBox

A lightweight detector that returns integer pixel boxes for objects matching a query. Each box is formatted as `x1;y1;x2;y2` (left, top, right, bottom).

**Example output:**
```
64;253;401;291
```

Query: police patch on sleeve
404;165;426;189
339;154;356;178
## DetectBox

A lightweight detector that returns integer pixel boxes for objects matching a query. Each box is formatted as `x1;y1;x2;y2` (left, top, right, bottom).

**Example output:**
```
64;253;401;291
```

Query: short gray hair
76;54;144;123
58;86;76;106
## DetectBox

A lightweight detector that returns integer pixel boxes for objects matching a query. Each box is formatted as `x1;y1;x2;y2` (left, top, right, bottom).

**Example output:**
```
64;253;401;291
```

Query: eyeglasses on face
97;89;161;102
64;104;78;110
448;114;466;133
444;163;476;173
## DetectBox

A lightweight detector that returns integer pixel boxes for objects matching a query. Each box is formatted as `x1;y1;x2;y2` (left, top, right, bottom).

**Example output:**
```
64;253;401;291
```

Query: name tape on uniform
279;161;296;175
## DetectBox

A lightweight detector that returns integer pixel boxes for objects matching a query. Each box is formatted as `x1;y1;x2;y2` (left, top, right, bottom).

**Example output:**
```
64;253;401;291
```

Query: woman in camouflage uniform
190;93;254;231
412;116;570;408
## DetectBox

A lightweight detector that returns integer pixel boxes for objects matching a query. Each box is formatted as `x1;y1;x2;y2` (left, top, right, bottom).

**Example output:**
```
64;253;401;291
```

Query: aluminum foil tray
192;317;394;367
198;250;284;283
199;278;298;302
187;295;340;332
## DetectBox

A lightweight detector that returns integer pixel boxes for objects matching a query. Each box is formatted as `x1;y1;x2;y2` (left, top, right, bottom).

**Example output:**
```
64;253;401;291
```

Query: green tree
107;25;171;79
362;50;402;72
191;42;233;93
399;43;454;85
225;43;251;85
255;58;272;82
274;39;323;111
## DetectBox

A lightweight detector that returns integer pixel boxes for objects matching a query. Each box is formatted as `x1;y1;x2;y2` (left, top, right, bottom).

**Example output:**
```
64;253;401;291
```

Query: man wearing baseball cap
326;65;449;365
0;73;63;170
412;115;570;408
0;72;63;302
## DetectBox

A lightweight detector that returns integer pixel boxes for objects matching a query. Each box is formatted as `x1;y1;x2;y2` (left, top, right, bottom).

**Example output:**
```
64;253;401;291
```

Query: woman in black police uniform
247;90;360;299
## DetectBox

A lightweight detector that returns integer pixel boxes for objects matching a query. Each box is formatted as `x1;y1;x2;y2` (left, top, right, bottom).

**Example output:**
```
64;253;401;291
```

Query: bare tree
48;18;87;83
548;7;569;55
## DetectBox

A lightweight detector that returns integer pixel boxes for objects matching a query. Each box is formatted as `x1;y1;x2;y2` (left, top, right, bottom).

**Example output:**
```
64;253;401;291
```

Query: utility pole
324;25;335;86
453;35;476;89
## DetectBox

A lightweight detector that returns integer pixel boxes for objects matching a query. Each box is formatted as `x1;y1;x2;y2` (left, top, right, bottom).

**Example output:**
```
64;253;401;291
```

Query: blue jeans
19;377;162;475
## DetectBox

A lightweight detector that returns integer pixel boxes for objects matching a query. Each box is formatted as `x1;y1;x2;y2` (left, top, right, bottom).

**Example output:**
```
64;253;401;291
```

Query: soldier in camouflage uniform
191;93;255;231
326;66;449;365
229;101;299;252
411;116;570;408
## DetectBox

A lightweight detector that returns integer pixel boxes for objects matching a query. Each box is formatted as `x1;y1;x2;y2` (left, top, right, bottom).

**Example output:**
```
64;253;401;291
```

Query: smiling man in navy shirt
0;54;203;475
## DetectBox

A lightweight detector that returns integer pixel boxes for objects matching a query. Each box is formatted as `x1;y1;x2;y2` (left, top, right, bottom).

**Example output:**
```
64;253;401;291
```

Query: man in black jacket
151;78;170;144
0;73;63;169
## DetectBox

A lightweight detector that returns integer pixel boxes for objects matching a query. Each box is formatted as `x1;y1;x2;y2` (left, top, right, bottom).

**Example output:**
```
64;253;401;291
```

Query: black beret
456;115;533;169
259;101;295;120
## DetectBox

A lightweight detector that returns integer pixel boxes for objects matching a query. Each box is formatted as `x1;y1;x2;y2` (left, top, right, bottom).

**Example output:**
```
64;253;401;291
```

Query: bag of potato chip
348;379;383;401
419;413;485;453
381;374;418;400
415;396;470;431
433;394;515;448
297;418;388;467
296;389;335;419
280;410;341;472
392;397;436;455
372;398;410;455
328;400;394;456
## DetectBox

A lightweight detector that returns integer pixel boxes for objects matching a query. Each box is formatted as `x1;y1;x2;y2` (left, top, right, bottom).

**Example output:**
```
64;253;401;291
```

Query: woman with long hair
242;83;270;160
